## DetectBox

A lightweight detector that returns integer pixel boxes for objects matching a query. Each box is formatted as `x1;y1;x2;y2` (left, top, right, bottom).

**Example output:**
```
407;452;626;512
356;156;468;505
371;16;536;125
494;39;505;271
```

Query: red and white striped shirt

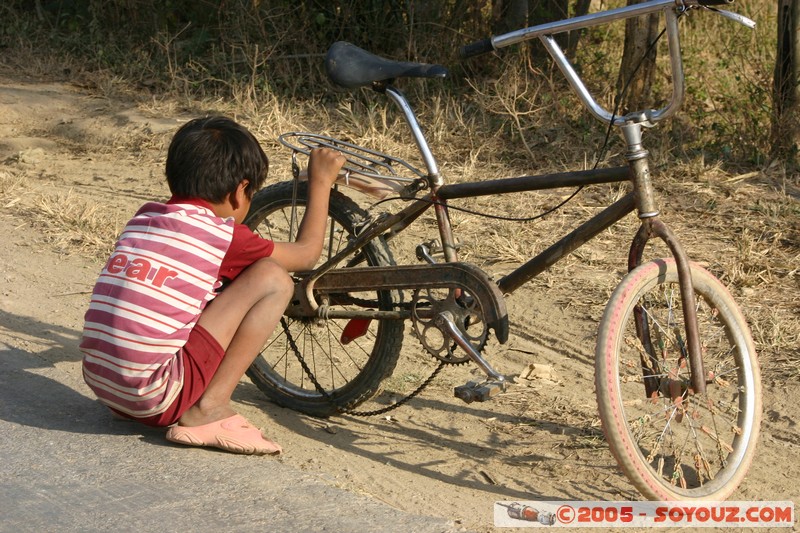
80;202;235;417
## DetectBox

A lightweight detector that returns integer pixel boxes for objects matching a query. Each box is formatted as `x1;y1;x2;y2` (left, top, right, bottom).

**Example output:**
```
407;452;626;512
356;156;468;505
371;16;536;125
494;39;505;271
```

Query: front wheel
596;258;761;500
243;181;404;417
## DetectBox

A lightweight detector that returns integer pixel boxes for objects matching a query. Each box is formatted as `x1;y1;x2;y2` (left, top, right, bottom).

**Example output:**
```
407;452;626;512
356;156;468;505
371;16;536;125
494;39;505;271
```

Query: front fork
622;121;707;396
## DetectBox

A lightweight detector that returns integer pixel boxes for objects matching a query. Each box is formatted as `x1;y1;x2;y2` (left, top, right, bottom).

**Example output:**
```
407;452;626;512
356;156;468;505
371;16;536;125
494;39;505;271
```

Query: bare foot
177;402;236;427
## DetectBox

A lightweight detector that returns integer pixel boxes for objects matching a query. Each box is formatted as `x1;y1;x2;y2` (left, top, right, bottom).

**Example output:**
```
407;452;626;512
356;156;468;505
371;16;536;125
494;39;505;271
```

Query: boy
80;116;344;455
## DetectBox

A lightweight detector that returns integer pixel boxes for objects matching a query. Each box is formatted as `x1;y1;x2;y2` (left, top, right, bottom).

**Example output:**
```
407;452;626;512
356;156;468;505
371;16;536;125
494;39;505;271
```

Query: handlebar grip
698;0;734;5
459;38;494;59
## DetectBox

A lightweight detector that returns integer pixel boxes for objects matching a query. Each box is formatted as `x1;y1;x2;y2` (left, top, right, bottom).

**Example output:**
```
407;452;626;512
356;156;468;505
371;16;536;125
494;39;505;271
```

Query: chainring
411;287;489;364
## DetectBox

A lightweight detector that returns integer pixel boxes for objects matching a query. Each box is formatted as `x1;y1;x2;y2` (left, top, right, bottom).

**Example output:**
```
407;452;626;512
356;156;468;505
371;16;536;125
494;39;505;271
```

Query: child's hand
307;147;345;188
271;147;346;271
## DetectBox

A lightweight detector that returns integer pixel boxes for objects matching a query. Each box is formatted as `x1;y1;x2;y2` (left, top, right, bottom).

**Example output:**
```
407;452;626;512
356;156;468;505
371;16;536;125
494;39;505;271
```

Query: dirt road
1;73;797;531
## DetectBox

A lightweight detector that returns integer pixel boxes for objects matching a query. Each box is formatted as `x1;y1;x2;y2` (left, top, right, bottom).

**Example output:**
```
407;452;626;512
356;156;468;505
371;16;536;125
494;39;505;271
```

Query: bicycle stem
621;122;659;218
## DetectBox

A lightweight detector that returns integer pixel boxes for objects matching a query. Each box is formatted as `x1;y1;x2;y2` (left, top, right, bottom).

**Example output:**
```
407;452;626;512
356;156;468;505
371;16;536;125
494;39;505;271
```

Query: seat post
384;86;442;188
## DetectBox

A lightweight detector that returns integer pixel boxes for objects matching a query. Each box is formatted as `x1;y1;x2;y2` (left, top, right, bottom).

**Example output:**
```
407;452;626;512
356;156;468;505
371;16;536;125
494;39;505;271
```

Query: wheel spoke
242;181;403;416
597;259;760;499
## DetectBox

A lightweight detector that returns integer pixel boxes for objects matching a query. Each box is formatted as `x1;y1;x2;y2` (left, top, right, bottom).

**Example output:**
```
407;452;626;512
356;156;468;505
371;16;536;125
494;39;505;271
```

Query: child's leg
178;257;293;429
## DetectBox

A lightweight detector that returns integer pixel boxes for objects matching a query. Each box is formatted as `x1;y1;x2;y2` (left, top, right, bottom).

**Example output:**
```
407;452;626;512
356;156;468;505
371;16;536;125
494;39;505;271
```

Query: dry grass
0;169;25;203
3;169;119;258
29;190;121;259
0;0;795;379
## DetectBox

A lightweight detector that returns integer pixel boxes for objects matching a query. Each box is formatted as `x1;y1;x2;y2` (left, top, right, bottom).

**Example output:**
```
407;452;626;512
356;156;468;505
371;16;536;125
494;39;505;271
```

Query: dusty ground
1;71;798;531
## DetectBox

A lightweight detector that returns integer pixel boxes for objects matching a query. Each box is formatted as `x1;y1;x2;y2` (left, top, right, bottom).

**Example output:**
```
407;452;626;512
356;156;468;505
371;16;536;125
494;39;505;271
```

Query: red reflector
340;318;371;344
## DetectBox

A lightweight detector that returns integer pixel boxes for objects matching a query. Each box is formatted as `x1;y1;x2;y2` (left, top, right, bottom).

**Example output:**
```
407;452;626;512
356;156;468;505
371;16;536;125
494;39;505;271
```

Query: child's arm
269;147;345;272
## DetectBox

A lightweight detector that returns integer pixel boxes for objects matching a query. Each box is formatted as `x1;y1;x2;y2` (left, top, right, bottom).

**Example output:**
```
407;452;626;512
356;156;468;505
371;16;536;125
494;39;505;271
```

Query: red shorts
118;324;225;427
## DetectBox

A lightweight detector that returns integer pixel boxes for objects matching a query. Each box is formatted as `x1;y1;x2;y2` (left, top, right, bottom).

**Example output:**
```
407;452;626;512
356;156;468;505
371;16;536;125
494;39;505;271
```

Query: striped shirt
80;202;235;417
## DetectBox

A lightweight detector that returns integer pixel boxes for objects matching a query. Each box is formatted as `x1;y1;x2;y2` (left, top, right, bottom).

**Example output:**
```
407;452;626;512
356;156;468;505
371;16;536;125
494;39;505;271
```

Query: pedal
454;379;509;404
415;239;461;264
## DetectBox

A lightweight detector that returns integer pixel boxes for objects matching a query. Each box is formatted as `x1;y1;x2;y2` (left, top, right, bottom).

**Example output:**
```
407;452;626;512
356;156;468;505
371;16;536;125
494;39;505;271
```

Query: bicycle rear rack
279;132;428;199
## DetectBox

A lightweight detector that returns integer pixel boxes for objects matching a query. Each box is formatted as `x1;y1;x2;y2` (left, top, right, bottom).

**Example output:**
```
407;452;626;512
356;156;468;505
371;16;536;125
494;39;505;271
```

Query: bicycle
243;0;761;501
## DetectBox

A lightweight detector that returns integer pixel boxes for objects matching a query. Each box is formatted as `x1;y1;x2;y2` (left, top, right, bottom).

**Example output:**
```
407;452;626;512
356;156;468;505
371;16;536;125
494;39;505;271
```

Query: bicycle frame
292;0;757;394
242;0;762;499
437;168;634;294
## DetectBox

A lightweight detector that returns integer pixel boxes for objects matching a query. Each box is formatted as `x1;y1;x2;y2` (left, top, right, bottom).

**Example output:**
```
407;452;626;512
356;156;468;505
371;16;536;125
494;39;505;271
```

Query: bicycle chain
280;316;447;417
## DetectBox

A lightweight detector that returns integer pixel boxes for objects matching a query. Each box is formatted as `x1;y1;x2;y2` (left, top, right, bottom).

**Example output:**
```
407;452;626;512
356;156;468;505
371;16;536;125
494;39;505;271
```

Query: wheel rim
247;198;397;404
614;270;757;496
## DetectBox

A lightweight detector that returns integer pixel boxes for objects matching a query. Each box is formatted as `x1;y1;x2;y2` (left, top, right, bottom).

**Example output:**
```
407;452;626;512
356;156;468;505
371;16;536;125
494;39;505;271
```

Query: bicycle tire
243;181;403;417
595;258;761;500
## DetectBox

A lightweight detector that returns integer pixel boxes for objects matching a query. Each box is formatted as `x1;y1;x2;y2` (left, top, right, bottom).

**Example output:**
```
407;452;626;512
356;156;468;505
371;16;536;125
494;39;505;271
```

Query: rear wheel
596;258;761;500
244;181;403;417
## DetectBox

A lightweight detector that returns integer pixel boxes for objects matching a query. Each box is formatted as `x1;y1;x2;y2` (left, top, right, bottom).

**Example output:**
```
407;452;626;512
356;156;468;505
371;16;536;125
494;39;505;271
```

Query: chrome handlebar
477;0;755;127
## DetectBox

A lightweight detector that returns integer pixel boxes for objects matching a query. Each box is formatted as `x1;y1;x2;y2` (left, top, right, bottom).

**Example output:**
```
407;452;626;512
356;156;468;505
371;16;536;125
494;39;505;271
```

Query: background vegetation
0;1;797;374
0;0;780;167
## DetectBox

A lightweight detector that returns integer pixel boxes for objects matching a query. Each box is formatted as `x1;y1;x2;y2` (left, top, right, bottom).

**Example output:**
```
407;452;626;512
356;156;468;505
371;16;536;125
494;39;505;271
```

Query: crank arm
437;310;505;381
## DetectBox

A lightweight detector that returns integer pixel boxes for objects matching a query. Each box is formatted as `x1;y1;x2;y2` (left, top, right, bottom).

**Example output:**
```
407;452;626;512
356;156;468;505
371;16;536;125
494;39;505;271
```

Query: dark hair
165;116;268;202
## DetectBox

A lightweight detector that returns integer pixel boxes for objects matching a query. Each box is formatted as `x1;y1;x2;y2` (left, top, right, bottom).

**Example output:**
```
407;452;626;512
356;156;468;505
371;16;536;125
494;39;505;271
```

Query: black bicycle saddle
325;41;448;89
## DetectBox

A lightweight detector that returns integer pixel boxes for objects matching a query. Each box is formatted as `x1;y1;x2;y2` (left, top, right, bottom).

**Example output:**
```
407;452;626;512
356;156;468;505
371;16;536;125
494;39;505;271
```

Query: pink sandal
166;414;282;455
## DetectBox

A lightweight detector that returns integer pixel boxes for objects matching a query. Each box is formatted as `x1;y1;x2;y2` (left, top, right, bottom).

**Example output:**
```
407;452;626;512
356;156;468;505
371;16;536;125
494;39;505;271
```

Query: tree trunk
774;0;800;163
492;0;570;58
617;0;660;115
492;0;529;34
566;0;592;58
